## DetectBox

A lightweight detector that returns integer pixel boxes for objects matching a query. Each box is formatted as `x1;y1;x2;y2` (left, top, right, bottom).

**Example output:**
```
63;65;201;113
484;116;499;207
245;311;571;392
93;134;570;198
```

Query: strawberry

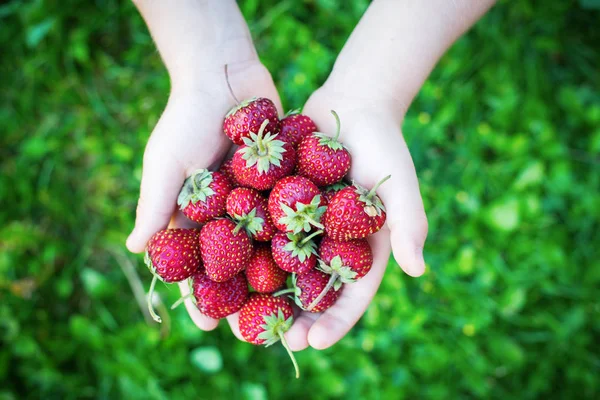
304;236;373;311
200;219;253;282
144;228;202;323
223;97;280;145
322;181;349;203
245;245;289;293
226;187;277;242
290;269;343;313
323;176;390;241
239;293;299;378
190;270;248;319
218;158;240;188
319;236;373;280
177;169;232;224
268;176;327;234
278;111;318;147
271;231;320;274
296;110;351;187
232;119;296;190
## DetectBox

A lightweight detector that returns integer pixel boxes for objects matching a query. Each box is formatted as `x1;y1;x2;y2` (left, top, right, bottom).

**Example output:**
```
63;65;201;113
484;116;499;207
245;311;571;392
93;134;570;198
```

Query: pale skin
127;0;496;351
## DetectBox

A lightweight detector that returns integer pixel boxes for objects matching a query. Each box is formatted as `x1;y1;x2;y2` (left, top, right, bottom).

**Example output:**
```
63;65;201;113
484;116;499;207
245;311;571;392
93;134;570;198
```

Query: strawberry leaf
177;169;216;209
241;123;287;174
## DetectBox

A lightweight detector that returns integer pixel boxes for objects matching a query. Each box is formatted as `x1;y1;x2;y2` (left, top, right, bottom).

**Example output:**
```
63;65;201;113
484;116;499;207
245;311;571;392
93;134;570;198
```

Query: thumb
377;140;428;277
337;114;428;277
126;149;184;253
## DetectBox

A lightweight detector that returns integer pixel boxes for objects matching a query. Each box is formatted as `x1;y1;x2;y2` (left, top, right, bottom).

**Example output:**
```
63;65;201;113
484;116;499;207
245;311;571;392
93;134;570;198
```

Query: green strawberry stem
304;216;325;230
256;119;270;155
170;293;193;310
307;272;339;311
278;331;300;379
367;175;392;198
232;221;243;235
273;288;296;297
224;64;240;104
330;110;341;141
147;275;162;323
299;230;323;246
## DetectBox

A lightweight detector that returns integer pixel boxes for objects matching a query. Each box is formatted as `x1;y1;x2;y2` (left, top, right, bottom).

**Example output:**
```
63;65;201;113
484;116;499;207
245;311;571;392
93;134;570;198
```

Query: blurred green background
1;0;600;399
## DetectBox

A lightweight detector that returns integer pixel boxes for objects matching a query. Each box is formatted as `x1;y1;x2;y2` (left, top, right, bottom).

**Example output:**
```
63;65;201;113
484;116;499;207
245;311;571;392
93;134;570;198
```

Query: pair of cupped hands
125;60;429;351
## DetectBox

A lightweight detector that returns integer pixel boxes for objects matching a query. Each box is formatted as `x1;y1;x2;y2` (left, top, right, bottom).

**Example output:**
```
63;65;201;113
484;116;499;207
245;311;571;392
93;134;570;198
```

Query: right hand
126;61;283;333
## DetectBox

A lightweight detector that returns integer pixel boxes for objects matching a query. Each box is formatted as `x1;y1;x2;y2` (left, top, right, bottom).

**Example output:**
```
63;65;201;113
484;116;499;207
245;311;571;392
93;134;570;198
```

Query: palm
282;90;428;350
126;62;283;331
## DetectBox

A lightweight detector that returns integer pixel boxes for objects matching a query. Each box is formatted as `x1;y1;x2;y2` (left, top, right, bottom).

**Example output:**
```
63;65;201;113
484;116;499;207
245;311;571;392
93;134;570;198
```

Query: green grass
1;0;599;399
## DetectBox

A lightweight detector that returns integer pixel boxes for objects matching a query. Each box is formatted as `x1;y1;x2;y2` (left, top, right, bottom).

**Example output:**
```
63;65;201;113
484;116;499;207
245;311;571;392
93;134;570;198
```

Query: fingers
226;62;284;116
286;311;318;351
226;313;247;342
177;281;220;331
372;137;428;277
306;229;391;349
325;110;428;277
126;154;184;253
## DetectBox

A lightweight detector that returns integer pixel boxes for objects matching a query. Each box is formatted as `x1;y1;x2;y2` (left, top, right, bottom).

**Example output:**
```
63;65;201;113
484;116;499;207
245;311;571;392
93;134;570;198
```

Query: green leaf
485;198;520;232
26;19;55;48
190;347;223;373
513;161;545;190
80;268;113;299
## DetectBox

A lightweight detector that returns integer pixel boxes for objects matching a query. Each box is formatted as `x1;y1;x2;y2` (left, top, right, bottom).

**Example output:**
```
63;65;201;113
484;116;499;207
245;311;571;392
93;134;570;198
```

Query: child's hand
284;88;428;350
126;61;282;331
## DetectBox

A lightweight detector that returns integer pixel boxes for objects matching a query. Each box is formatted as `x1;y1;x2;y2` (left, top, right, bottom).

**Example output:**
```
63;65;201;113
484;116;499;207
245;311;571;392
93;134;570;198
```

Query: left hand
284;86;429;350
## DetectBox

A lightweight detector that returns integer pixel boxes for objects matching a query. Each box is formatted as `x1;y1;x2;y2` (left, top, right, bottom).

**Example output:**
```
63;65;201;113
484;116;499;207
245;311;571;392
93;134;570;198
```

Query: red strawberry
200;219;253;282
223;97;280;145
239;293;299;378
268;176;327;234
278;111;317;147
218;158;240;188
232;119;296;190
245;245;289;293
145;228;202;323
303;236;373;311
190;270;248;319
292;269;343;313
271;231;320;274
177;169;232;224
226;187;277;242
322;181;349;203
319;236;373;280
323;176;390;241
296;110;351;186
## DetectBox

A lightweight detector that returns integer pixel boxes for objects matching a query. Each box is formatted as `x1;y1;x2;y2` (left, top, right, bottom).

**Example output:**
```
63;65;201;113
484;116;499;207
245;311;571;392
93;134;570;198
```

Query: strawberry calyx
283;108;301;117
277;195;327;234
304;255;355;311
225;97;257;118
257;309;300;378
170;278;195;310
282;230;321;262
240;119;287;174
177;169;216;209
354;175;391;217
313;110;345;151
318;256;358;284
324;181;349;193
288;274;304;306
231;207;265;236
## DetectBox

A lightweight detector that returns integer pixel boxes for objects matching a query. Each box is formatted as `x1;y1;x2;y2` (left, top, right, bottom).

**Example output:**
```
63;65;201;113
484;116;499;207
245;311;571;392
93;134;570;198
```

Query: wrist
317;69;408;122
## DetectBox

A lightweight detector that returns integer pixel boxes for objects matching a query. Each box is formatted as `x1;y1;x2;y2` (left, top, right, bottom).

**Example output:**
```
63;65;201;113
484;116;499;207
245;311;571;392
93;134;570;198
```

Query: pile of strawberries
144;97;390;378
